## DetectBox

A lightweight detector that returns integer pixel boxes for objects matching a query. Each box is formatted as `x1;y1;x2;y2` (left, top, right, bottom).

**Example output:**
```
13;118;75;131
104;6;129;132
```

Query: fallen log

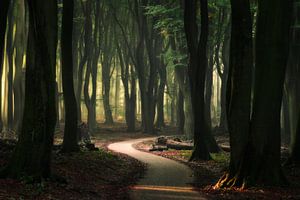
149;145;168;151
166;141;193;150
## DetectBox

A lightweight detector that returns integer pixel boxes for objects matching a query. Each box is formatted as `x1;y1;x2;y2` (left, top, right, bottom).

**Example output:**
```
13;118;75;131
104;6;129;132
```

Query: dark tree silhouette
61;0;79;153
184;0;211;161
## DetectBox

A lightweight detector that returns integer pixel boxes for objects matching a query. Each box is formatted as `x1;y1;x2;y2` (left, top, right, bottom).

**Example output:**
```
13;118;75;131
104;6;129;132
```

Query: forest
0;0;299;199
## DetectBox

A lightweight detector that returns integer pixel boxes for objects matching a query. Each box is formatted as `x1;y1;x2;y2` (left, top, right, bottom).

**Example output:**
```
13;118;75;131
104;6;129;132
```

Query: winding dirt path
108;138;207;200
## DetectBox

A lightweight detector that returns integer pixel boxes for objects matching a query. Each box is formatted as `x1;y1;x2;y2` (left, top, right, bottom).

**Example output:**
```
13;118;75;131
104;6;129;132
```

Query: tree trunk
13;0;27;134
114;65;120;119
176;88;184;134
219;21;230;132
215;0;253;188
76;0;91;123
101;24;114;125
133;0;158;134
248;0;292;185
156;61;166;129
216;0;292;188
285;1;300;164
6;1;15;131
72;0;82;94
184;0;211;161
205;48;220;153
61;0;79;153
0;0;10;133
2;0;57;180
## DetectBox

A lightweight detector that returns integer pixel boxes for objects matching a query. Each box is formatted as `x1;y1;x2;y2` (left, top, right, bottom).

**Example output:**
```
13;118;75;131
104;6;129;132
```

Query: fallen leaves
0;139;146;200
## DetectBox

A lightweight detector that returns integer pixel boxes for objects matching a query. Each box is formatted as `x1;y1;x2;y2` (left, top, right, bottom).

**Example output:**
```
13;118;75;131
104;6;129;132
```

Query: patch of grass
179;150;193;160
210;152;230;167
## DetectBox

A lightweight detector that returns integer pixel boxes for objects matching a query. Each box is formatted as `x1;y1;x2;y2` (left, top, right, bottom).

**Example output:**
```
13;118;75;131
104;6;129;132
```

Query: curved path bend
108;138;207;200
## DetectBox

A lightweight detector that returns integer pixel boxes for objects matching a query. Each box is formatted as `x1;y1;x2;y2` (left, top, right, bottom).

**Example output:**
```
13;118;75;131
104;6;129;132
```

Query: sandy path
108;138;207;200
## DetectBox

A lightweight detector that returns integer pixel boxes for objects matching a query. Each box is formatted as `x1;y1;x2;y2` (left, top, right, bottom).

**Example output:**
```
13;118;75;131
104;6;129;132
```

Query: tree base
189;150;211;161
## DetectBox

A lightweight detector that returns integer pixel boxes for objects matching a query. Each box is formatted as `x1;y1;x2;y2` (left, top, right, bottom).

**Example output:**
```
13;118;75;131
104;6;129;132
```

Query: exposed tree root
214;173;246;190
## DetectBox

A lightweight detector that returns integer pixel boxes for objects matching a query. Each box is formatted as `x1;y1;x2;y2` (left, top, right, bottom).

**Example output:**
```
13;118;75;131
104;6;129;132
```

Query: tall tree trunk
61;0;79;153
114;64;120;119
215;0;253;188
248;0;292;185
2;0;58;180
72;0;82;94
176;87;184;134
76;0;90;123
184;0;211;160
205;48;220;153
84;0;100;133
286;1;300;164
133;0;158;134
13;0;27;134
219;22;230;132
0;0;10;134
156;61;166;129
101;23;114;125
6;1;15;131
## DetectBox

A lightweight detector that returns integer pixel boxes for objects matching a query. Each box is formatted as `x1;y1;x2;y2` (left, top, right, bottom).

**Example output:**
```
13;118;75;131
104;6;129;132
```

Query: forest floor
1;123;300;199
0;123;148;200
134;136;300;200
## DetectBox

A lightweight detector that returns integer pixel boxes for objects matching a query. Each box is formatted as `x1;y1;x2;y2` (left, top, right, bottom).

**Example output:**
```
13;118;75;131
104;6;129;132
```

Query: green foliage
145;5;183;36
163;48;187;69
179;150;193;160
145;3;188;70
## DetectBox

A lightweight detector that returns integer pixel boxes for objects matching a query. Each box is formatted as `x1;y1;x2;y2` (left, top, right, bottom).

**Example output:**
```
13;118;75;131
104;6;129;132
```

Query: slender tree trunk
101;25;114;125
13;0;27;134
114;65;120;119
61;0;79;153
205;48;220;153
84;0;100;133
72;0;82;93
6;1;15;131
184;0;211;160
156;61;166;129
76;0;91;123
0;0;10;133
176;87;184;134
219;22;230;132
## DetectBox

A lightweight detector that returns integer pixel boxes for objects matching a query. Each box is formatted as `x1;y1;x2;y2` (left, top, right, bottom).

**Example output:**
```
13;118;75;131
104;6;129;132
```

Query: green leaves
145;5;184;37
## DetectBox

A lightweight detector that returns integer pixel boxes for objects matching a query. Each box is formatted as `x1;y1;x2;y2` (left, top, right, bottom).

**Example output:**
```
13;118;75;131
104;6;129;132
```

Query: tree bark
285;1;300;164
6;1;15;131
0;0;10;133
61;0;79;153
248;0;292;185
184;0;211;161
215;0;253;188
13;0;27;133
176;87;184;134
